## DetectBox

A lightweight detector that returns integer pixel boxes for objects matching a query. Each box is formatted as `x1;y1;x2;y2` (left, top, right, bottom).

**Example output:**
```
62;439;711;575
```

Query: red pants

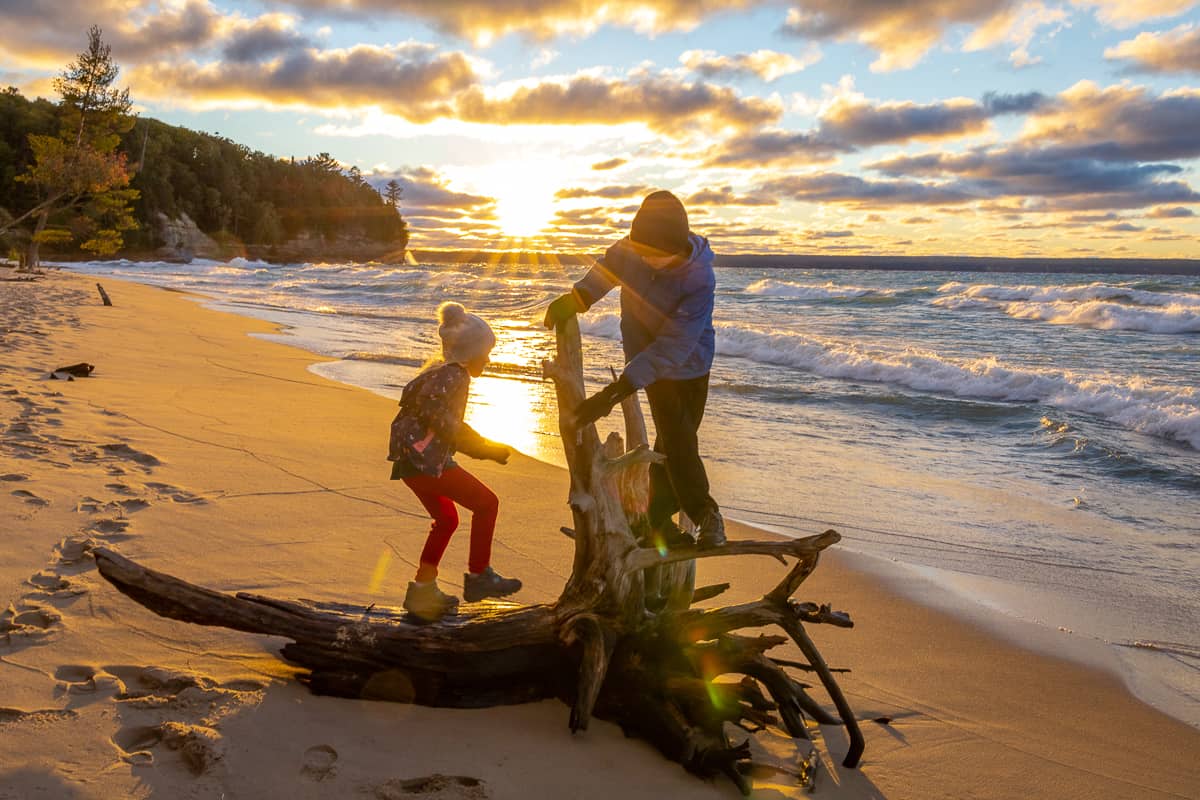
403;466;498;574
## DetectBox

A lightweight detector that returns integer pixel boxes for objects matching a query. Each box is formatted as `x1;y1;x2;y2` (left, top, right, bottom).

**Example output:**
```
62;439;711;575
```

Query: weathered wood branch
626;529;841;572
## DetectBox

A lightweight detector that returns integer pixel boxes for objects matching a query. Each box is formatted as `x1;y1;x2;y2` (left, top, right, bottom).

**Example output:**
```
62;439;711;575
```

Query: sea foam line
744;278;900;300
935;281;1200;333
937;281;1200;308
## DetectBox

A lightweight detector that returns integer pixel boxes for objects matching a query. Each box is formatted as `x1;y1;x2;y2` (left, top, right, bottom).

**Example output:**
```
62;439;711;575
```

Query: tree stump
94;316;863;793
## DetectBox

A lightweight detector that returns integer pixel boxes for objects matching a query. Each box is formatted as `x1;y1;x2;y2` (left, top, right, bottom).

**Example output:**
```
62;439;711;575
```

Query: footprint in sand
53;665;126;700
11;488;49;507
88;518;132;540
0;603;62;646
145;482;205;504
371;774;489;800
26;569;89;600
0;472;30;481
99;443;162;468
0;707;78;724
301;744;339;781
54;535;99;566
106;666;265;774
112;720;224;774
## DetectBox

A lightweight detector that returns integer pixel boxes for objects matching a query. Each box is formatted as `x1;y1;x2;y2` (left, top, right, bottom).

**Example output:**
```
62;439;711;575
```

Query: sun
478;163;561;240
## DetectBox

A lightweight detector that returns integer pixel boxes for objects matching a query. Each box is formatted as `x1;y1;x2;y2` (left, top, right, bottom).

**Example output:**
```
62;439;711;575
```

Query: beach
2;267;1198;800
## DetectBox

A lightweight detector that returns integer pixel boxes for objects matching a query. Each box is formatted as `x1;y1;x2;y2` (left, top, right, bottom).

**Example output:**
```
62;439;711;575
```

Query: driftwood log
94;316;862;793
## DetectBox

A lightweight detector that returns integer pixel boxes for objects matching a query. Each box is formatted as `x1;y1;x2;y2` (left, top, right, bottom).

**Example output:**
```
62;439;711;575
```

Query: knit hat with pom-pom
438;302;495;364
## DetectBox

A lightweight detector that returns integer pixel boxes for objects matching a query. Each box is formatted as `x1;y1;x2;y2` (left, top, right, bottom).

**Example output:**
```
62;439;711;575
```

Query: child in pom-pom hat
387;301;522;621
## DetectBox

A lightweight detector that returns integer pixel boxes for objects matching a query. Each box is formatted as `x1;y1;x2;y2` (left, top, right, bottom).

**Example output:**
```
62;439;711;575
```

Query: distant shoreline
27;250;1200;276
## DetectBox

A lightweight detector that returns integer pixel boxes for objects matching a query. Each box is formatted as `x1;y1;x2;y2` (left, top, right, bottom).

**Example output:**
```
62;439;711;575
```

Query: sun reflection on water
465;373;560;464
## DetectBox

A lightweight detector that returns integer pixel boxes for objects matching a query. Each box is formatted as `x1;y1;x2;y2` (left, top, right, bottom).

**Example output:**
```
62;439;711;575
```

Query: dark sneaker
696;509;726;548
463;567;522;602
644;519;695;552
403;581;459;622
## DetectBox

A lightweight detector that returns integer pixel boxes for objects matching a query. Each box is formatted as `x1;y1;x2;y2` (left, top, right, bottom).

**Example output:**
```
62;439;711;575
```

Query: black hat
630;191;690;256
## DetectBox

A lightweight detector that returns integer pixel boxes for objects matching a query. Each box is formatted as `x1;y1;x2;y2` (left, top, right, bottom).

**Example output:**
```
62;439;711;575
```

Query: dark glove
543;291;585;329
487;443;511;465
574;375;636;427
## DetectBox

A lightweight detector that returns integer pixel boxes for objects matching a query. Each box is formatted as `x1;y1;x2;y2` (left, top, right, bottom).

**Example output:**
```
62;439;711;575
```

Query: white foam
1004;300;1200;333
745;278;889;299
937;281;1200;307
578;312;623;339
936;281;1200;333
713;322;1200;450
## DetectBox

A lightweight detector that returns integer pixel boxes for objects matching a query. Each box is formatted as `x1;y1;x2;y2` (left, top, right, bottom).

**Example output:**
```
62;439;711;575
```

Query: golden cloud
1020;81;1200;160
129;44;480;120
276;0;765;42
679;47;821;82
453;73;779;132
1072;0;1197;27
781;0;1021;71
1105;24;1200;73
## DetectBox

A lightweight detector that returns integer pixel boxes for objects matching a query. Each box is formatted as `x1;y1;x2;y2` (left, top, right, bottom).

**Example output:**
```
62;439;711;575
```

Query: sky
3;0;1199;257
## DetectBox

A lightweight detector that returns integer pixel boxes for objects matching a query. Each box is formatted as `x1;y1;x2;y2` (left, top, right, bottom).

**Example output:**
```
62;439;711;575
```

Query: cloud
701;129;844;167
679;47;821;82
1146;206;1196;218
780;0;1022;71
684;186;777;206
269;0;766;42
369;166;496;215
702;90;1045;166
1020;81;1200;161
963;1;1069;68
981;90;1050;113
1072;0;1197;27
453;72;779;132
221;15;310;63
819;96;992;147
870;146;1200;212
1105;24;1200;74
769;85;1200;212
556;184;650;199
130;43;481;120
803;229;855;238
0;0;227;65
757;172;977;207
591;158;628;170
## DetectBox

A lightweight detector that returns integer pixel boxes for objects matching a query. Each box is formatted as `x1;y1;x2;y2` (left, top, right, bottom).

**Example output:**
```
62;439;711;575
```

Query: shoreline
2;267;1198;798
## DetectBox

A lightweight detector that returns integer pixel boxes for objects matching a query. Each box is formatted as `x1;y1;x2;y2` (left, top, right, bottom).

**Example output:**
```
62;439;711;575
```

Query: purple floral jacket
387;362;493;477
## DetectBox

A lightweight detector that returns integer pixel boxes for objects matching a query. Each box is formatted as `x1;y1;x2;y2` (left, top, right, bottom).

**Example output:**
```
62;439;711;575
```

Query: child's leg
402;475;460;580
430;466;498;574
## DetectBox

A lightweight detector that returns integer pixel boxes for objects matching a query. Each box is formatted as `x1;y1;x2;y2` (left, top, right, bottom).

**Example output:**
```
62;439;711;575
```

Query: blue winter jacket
574;233;716;389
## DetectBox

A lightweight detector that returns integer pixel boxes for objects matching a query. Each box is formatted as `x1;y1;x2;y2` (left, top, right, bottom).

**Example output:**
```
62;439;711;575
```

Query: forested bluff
1;88;409;264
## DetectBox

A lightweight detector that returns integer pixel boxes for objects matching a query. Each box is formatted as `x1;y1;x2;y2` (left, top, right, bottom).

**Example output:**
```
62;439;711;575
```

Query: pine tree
383;179;403;208
9;25;137;269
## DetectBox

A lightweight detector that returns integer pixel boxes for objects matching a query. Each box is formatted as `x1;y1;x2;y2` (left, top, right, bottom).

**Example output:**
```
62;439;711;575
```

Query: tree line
1;27;408;270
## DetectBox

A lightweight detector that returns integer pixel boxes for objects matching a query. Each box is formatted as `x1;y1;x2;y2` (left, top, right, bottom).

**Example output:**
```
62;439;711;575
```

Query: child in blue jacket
544;190;725;549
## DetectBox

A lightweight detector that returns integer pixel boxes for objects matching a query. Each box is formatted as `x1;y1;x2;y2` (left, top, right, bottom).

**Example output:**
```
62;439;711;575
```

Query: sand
1;267;1197;800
